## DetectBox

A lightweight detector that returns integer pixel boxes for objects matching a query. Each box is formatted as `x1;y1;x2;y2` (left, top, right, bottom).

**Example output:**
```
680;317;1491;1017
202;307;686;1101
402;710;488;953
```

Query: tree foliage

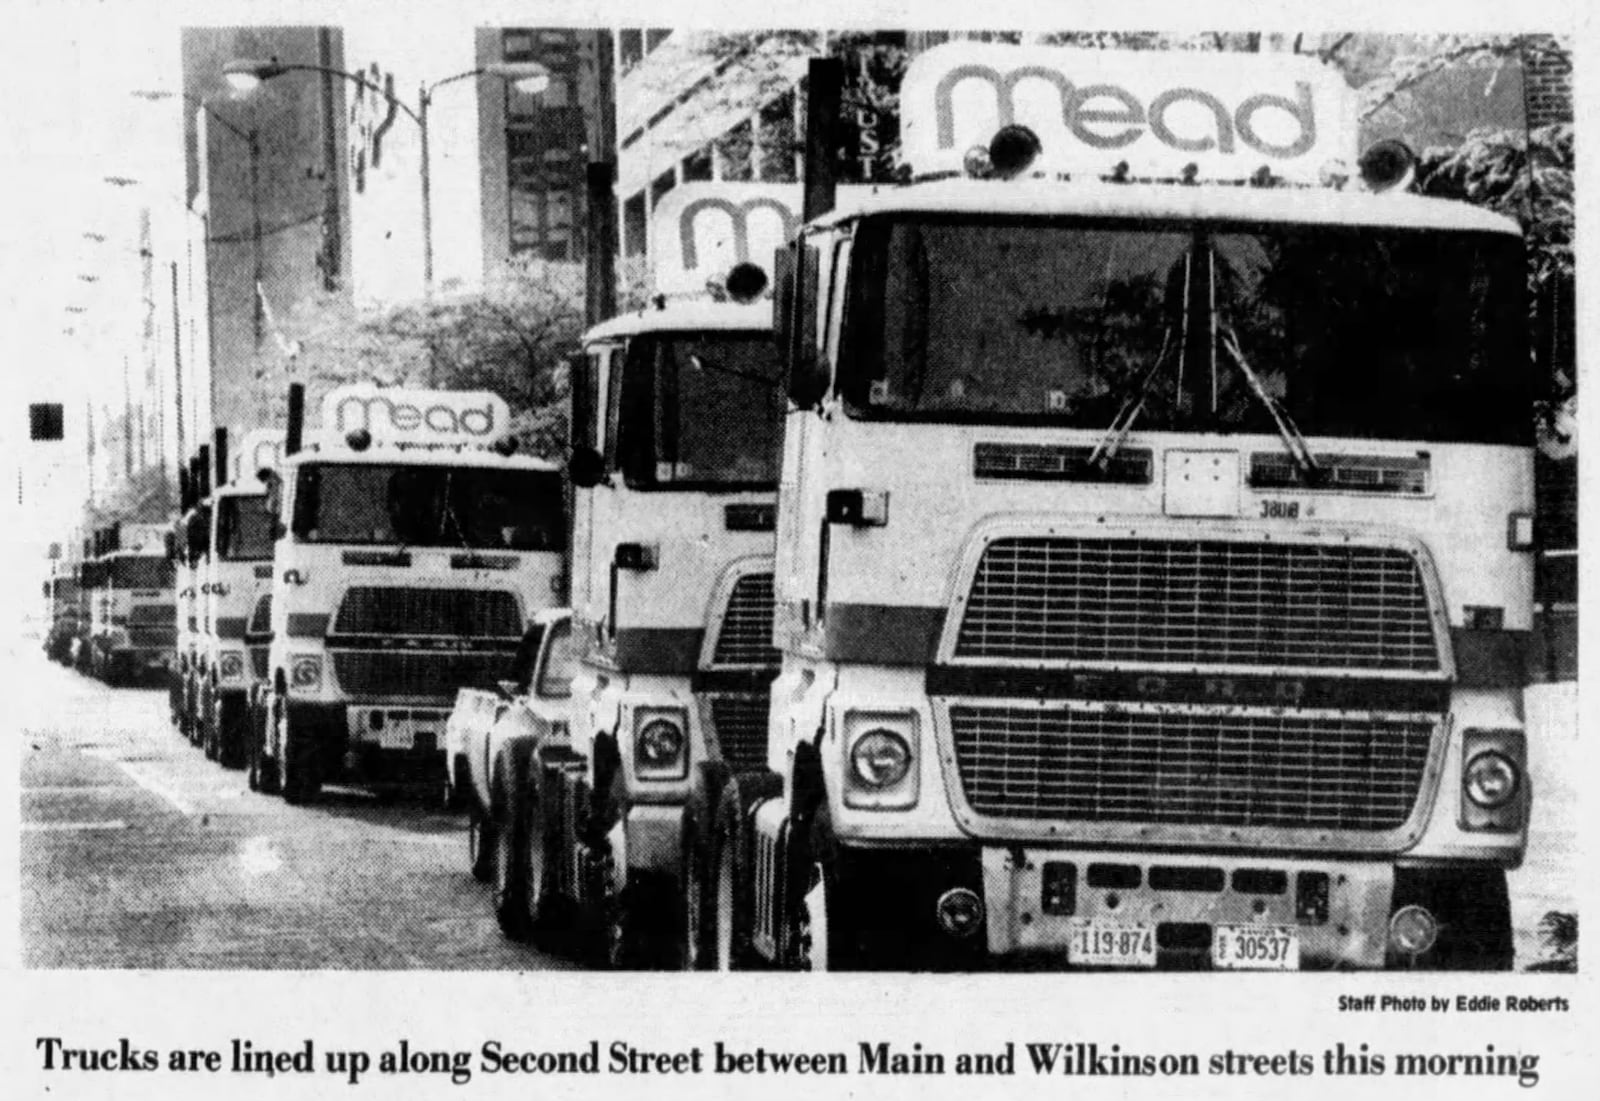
266;258;583;459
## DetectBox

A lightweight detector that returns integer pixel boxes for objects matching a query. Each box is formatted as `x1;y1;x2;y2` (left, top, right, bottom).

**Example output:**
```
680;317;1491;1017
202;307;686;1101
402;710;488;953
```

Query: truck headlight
289;654;322;693
634;710;688;780
851;729;911;788
1460;728;1526;832
1464;751;1518;808
843;710;919;810
218;651;247;682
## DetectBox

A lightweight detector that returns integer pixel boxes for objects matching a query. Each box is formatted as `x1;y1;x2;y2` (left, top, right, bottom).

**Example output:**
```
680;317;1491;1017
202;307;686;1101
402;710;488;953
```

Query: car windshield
842;216;1530;445
216;496;275;561
110;557;173;589
292;464;565;549
617;332;783;488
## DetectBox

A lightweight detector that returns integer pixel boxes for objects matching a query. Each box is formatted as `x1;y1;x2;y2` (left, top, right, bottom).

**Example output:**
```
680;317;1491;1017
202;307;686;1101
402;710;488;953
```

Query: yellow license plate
1212;924;1299;970
1067;921;1157;968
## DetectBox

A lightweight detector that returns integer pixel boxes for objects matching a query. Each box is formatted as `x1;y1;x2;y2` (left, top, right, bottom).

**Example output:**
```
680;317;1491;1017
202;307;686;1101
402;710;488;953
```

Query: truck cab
251;384;566;804
721;44;1534;971
87;523;176;686
194;429;284;766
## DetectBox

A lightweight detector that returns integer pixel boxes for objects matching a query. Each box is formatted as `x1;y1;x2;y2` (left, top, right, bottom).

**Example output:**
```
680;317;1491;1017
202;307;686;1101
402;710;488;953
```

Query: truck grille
128;626;176;648
249;647;269;680
330;651;514;699
709;693;769;770
711;573;776;667
956;537;1439;671
129;604;175;625
949;705;1433;832
332;587;523;639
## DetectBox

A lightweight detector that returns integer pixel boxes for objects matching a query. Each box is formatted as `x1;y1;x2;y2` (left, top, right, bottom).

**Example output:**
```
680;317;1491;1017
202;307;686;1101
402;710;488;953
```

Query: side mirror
782;243;829;410
567;446;607;489
272;519;288;541
164;532;177;562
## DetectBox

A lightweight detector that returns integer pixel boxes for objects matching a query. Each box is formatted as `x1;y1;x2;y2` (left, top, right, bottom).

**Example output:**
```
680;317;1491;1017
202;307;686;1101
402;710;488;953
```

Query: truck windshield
617;332;782;488
110;557;173;589
842;216;1530;445
292;464;566;550
216;496;275;561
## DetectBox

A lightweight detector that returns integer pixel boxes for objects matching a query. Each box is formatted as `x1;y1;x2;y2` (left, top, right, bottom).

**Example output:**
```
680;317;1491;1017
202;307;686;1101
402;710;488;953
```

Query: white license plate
1212;924;1300;970
1067;921;1157;968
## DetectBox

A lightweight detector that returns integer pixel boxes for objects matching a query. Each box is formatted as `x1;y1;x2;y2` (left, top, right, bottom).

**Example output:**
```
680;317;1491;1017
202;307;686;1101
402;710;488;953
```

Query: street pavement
13;635;1580;971
17;649;572;970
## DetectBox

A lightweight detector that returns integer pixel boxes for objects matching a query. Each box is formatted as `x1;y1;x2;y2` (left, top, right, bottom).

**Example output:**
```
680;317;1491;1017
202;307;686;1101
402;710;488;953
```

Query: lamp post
132;90;264;348
223;57;549;296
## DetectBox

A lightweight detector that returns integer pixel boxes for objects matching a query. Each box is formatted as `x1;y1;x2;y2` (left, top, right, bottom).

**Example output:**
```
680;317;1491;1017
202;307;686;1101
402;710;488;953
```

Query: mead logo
329;390;503;440
678;196;798;270
934;65;1317;159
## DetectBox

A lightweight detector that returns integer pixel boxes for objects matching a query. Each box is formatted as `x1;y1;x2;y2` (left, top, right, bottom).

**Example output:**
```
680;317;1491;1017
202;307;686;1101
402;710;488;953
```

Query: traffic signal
29;403;64;441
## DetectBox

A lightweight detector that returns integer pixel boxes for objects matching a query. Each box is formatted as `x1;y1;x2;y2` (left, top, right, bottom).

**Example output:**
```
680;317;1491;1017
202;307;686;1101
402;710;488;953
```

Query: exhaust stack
213;428;229;489
285;384;305;456
585;161;618;328
802;57;843;223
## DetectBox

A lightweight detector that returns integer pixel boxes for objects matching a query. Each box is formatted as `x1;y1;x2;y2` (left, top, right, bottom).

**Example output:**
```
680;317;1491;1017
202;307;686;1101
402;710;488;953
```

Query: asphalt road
14;638;1578;972
18;650;572;970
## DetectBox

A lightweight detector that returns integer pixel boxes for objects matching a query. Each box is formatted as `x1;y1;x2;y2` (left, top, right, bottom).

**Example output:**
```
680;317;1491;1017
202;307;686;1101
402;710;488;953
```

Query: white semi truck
248;383;567;803
709;44;1535;971
85;521;176;686
491;181;799;966
189;429;284;766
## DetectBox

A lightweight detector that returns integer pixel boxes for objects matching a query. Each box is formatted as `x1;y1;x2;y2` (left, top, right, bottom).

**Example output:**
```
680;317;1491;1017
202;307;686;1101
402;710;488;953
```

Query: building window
619;30;643;70
758;91;797;182
503;29;536;60
623;192;648;257
650;168;675;207
645;30;672;54
718;120;753;181
681;145;713;182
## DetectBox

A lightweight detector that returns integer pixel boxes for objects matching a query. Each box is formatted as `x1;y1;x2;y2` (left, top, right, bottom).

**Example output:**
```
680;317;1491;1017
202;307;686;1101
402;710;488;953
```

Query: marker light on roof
963;144;993;178
988;125;1042;179
1358;139;1417;193
345;428;372;451
725;262;768;303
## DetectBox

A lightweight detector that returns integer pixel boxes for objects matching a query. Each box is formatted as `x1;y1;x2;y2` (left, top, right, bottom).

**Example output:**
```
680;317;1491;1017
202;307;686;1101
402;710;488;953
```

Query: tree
255;257;584;459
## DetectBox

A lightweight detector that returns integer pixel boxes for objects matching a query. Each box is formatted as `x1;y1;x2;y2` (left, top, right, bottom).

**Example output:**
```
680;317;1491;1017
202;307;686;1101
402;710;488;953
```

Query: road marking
22;785;132;795
22;820;130;832
81;748;197;816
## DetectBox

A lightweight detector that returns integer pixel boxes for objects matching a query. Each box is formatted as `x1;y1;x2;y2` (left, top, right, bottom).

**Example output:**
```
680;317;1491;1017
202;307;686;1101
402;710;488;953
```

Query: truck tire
251;696;281;795
280;704;321;805
493;757;532;941
467;802;496;883
218;694;248;769
676;760;732;970
709;771;782;971
790;807;856;971
202;682;221;761
522;752;571;944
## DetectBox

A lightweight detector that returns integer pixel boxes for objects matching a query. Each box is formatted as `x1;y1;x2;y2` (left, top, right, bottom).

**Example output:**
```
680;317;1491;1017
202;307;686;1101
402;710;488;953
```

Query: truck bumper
826;843;1509;971
286;701;447;787
624;804;683;877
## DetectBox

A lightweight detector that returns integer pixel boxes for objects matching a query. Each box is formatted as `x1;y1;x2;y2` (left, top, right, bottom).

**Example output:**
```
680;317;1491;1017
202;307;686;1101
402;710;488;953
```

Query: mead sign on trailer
900;43;1358;183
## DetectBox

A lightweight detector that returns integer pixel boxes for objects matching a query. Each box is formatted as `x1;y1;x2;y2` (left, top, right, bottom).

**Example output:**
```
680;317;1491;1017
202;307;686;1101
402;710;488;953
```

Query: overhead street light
224;56;551;294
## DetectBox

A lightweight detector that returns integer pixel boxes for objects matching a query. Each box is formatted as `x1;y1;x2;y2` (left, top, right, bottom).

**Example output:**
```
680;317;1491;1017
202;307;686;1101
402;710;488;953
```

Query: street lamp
223;57;550;295
132;89;265;347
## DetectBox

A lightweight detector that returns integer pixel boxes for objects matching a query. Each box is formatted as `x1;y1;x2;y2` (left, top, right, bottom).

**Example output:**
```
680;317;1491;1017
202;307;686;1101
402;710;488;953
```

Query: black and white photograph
2;0;1588;1095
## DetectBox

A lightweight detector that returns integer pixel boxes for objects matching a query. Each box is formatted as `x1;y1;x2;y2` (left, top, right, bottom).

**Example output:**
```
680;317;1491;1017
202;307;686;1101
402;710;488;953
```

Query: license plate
1212;924;1299;970
1067;921;1157;968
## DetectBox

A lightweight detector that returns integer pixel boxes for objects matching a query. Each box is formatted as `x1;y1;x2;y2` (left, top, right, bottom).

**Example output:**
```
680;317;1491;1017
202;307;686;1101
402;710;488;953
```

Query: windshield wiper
1217;324;1323;485
1086;329;1176;472
1088;252;1191;473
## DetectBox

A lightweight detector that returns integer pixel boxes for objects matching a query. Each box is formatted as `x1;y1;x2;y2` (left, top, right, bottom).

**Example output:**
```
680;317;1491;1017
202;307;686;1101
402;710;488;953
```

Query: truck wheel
493;761;532;941
677;815;709;970
467;803;496;883
602;872;674;971
280;705;320;805
252;697;281;794
709;772;782;971
791;810;856;971
203;683;221;761
521;757;568;942
218;695;248;769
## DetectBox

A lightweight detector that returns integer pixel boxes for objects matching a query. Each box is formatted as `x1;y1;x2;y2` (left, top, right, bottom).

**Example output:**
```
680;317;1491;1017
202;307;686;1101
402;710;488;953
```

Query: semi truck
190;428;284;766
708;45;1535;971
85;521;176;685
248;382;567;804
172;448;212;737
492;181;799;966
